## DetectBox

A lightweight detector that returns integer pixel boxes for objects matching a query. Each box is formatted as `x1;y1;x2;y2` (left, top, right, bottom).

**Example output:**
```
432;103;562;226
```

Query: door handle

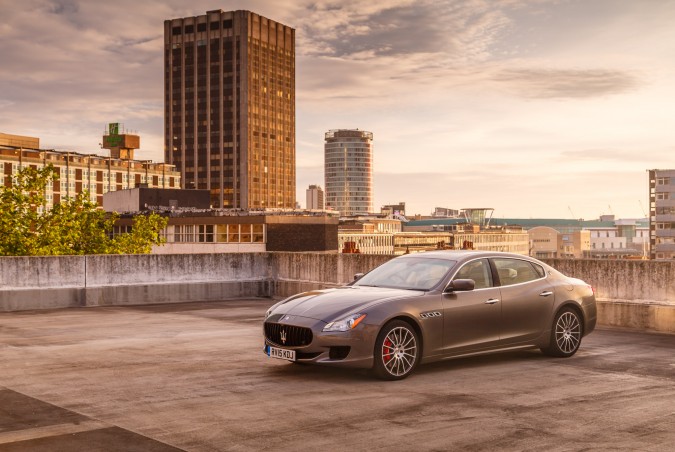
485;298;500;305
539;291;553;297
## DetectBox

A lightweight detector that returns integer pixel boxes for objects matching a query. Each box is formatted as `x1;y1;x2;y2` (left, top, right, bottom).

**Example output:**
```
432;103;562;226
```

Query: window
656;192;670;200
252;224;264;242
656;177;670;185
531;263;546;278
240;224;252;242
228;224;239;242
354;257;456;291
198;225;214;242
453;259;492;289
493;258;541;286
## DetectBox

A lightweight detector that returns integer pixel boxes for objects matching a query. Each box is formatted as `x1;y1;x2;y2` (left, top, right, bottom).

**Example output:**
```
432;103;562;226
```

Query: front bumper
263;314;377;369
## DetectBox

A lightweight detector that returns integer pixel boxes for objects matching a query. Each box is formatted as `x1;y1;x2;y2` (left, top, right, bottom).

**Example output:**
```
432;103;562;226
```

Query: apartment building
649;169;675;259
0;133;180;208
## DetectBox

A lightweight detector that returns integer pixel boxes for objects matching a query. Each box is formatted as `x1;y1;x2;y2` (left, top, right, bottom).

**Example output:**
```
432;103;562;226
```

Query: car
262;250;597;380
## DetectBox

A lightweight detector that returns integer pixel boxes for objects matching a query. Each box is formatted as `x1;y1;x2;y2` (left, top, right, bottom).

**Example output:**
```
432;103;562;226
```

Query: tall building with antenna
164;10;296;209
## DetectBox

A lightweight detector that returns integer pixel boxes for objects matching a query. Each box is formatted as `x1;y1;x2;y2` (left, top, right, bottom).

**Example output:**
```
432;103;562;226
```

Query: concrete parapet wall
0;256;85;288
543;259;675;304
596;300;675;334
85;253;271;286
0;254;673;334
269;253;391;287
83;280;272;307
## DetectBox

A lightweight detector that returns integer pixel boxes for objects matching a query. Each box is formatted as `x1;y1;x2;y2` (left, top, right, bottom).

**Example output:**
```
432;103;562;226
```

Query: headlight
323;313;367;332
265;308;273;319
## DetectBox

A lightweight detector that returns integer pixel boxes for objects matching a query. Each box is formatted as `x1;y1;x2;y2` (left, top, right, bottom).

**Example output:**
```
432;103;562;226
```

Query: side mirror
444;279;475;293
354;273;365;281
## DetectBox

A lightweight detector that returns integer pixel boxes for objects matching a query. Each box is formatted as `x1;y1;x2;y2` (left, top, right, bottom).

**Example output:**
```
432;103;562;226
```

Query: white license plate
267;345;296;362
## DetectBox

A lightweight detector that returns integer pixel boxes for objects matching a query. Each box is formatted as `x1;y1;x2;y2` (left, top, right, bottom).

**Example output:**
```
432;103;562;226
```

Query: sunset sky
1;0;673;218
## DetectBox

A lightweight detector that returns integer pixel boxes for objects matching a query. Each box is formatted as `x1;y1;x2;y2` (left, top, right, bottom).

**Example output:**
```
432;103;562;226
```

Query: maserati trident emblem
280;329;287;345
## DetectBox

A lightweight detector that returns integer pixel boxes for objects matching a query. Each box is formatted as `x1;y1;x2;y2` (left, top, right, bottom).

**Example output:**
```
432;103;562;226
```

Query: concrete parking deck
0;299;674;451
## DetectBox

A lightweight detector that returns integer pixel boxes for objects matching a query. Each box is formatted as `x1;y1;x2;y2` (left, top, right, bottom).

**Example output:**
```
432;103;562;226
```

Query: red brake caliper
383;338;393;363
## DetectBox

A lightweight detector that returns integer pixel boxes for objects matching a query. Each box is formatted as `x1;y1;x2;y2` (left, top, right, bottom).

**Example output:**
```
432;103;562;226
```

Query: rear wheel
373;320;420;380
541;307;582;357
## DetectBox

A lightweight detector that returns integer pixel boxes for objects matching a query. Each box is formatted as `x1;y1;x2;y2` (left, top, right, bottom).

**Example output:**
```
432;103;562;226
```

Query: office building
0;133;180;208
164;10;296;209
324;129;373;216
306;184;324;210
649;169;675;259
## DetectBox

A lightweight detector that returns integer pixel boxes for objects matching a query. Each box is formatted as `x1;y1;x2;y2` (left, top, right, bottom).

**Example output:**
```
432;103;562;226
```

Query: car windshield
353;257;457;291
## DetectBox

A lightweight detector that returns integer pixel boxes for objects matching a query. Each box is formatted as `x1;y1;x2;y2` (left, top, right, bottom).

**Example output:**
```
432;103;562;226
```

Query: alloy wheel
381;326;418;377
555;311;581;354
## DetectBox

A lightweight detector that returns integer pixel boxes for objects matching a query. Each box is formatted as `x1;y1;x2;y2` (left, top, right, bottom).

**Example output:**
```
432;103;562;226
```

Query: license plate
267;345;296;362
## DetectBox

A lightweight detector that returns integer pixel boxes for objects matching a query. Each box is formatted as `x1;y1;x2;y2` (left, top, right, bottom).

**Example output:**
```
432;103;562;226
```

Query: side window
493;258;541;286
453;259;492;289
532;263;546;278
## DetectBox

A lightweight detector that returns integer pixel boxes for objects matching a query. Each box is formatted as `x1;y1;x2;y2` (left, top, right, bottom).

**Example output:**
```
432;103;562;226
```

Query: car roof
397;250;537;262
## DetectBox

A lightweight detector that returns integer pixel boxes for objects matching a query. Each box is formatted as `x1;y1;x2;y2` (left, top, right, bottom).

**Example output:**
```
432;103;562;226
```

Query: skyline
1;0;673;218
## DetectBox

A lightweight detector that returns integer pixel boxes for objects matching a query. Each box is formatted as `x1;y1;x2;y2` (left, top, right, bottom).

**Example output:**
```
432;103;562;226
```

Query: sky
1;0;674;219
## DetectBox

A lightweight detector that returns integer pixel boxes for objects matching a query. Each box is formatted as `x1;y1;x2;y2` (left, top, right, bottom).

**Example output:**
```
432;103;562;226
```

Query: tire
541;307;583;357
373;320;420;380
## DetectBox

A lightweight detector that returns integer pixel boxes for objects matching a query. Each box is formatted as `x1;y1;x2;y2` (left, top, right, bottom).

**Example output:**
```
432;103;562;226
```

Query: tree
0;165;168;256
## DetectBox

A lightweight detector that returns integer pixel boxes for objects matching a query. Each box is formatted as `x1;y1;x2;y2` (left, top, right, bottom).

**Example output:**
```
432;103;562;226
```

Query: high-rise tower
164;10;296;208
306;184;324;210
324;129;373;216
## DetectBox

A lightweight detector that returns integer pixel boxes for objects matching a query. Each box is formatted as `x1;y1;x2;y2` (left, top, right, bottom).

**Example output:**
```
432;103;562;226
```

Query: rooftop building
105;188;338;253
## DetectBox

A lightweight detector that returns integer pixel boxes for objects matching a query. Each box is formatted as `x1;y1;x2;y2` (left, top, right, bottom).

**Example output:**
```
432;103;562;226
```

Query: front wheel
373;320;420;380
541;308;582;357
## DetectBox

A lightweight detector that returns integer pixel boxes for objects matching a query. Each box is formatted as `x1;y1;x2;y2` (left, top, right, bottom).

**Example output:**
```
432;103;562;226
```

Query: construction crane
638;200;648;218
568;206;582;224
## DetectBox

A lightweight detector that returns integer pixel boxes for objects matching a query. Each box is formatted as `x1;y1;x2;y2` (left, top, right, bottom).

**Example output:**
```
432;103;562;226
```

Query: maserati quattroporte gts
263;251;596;380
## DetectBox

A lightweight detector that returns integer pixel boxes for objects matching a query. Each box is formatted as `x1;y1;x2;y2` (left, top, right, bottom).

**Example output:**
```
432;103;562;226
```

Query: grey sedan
263;251;597;380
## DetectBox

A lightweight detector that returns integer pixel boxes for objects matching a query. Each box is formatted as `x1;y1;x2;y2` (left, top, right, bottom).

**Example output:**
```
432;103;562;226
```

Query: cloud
492;67;641;99
295;0;514;62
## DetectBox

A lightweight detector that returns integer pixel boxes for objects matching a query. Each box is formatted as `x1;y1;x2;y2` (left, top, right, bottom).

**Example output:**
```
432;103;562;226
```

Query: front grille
264;322;313;347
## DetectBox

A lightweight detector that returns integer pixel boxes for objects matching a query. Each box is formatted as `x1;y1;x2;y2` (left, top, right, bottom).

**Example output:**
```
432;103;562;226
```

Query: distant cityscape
0;9;673;260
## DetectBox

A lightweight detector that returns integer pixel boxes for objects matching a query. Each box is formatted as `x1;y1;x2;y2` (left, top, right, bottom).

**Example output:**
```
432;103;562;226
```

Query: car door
442;258;502;354
491;257;555;344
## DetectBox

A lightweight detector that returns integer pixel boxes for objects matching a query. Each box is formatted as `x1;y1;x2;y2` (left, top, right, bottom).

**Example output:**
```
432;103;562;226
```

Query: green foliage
0;165;168;256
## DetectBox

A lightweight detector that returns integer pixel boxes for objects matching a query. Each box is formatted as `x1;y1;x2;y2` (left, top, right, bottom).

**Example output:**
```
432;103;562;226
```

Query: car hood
271;286;420;322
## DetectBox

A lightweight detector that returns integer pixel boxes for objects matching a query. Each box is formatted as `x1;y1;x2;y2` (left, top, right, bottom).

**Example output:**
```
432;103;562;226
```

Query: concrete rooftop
0;299;674;451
